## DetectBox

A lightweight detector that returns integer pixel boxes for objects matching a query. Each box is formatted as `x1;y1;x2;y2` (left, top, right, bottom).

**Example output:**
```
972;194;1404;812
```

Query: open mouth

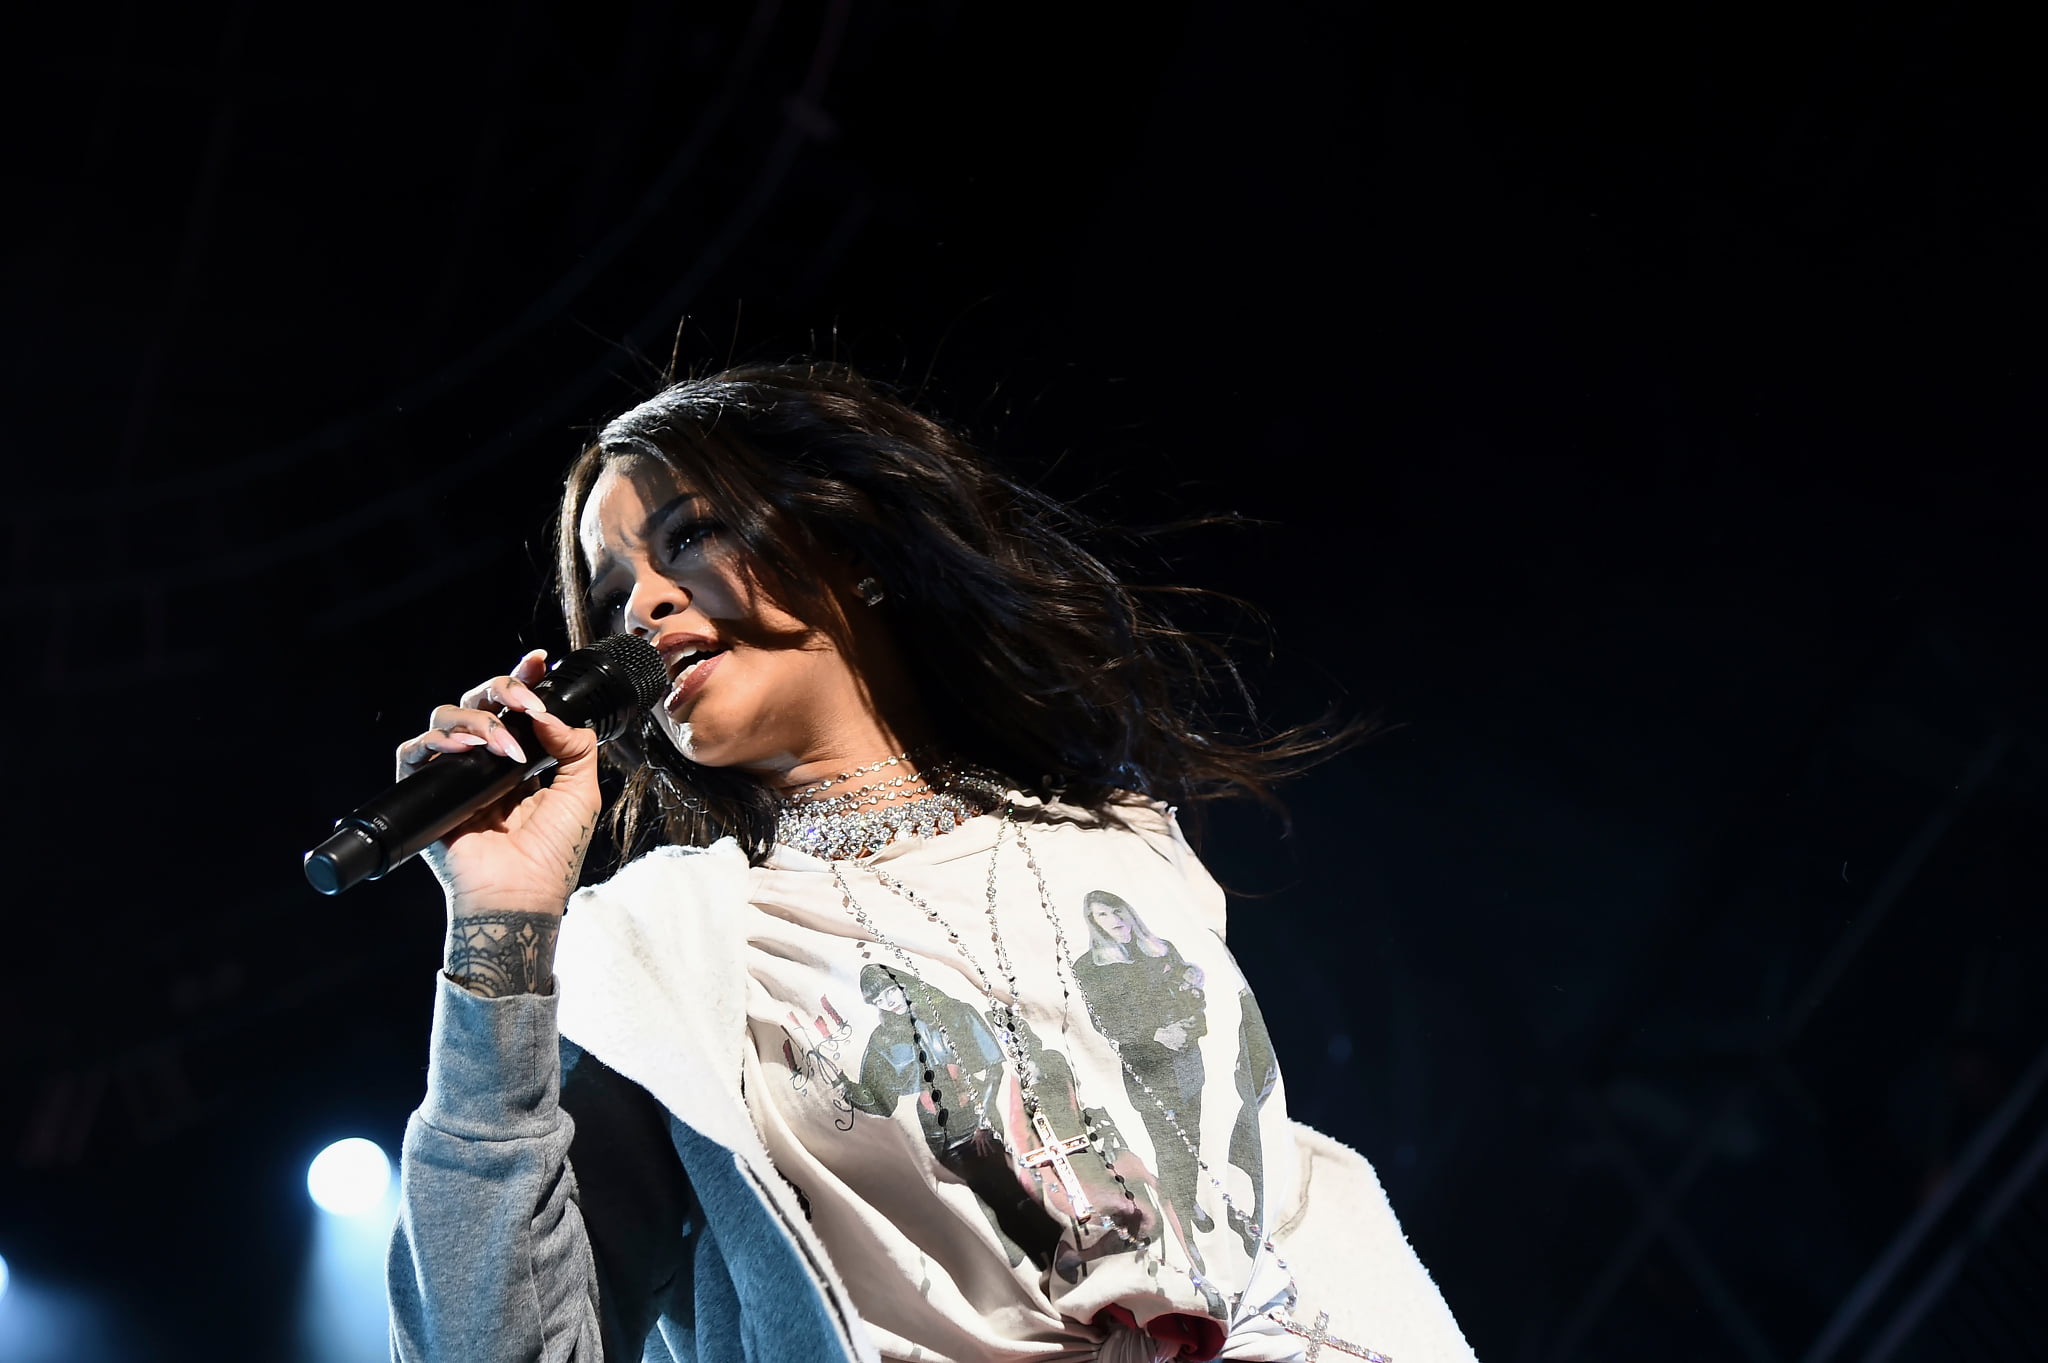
664;645;730;708
670;646;727;686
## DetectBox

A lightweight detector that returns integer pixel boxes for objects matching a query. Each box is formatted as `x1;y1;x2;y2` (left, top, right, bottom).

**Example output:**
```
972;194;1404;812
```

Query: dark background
3;1;2044;1360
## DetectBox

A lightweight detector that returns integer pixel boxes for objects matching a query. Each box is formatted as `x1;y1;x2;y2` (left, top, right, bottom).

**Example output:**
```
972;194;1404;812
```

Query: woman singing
384;363;1475;1362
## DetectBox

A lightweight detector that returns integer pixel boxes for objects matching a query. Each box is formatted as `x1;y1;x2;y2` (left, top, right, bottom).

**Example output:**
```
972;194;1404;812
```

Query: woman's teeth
673;650;723;688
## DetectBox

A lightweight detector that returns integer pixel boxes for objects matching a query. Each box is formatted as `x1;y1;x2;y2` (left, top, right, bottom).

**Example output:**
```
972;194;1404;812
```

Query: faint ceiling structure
7;0;853;697
9;0;856;1170
1540;618;2046;1360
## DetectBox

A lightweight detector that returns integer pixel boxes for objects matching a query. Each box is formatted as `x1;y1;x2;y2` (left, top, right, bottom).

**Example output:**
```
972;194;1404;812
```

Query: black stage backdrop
2;2;2043;1360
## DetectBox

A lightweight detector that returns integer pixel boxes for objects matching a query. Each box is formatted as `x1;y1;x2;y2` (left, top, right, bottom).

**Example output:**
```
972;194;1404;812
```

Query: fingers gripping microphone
303;634;667;895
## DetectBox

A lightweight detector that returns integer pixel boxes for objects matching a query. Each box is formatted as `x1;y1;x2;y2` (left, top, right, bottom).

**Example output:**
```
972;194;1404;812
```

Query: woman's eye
665;518;721;561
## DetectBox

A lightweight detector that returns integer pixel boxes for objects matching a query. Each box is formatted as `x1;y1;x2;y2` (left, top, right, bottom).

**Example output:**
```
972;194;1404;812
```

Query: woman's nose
623;574;687;636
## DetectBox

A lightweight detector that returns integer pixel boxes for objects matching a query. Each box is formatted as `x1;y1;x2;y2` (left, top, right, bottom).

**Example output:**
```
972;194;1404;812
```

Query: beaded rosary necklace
790;773;1400;1358
823;791;1297;1316
788;760;1393;1359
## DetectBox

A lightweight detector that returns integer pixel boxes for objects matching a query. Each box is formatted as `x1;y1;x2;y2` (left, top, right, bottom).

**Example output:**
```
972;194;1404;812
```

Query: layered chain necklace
808;782;1300;1320
783;764;1395;1358
774;750;1003;860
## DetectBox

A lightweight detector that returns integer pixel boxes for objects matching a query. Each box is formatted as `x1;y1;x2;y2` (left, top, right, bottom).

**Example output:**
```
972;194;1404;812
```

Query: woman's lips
665;649;726;712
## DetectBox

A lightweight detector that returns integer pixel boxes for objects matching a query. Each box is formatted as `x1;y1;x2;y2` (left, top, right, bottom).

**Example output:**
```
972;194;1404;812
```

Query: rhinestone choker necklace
774;762;1008;860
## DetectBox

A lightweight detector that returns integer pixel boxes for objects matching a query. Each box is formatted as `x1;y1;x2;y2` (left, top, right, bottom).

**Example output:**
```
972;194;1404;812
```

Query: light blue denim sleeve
387;972;606;1363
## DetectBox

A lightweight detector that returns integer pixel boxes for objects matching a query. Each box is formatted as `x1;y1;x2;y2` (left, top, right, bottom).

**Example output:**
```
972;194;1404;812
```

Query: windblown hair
555;360;1371;865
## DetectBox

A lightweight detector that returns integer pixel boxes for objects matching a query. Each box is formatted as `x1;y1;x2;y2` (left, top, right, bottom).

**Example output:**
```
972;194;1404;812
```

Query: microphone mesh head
592;633;669;710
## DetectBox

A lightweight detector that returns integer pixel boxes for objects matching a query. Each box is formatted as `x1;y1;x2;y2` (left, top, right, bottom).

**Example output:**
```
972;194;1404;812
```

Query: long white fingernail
502;734;529;764
453;733;488;747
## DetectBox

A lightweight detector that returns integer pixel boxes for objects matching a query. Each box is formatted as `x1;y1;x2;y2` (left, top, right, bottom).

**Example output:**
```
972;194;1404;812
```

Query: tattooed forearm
445;912;561;997
564;821;593;897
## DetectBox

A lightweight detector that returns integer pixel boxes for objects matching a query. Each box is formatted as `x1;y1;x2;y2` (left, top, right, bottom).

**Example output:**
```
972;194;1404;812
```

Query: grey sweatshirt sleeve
388;972;671;1362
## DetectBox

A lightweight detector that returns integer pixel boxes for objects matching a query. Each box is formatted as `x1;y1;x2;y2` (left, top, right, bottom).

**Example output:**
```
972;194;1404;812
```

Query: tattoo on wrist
564;821;593;897
446;912;560;997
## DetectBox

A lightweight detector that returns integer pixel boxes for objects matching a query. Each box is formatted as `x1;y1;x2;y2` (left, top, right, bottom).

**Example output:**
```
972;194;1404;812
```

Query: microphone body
304;634;667;895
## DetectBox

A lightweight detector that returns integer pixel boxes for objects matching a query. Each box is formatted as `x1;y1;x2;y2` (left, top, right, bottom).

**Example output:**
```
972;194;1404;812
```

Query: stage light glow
0;1269;120;1363
307;1138;392;1216
296;1148;400;1363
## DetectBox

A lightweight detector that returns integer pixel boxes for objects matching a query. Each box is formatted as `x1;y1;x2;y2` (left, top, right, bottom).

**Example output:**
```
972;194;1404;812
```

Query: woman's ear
812;533;871;585
829;542;886;608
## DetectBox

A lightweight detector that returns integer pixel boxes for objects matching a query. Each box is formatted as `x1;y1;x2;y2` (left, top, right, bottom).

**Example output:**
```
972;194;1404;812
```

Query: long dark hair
556;360;1372;865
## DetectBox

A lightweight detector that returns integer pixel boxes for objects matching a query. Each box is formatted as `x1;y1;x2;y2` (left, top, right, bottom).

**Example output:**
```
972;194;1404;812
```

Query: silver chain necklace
998;812;1291;1271
818;798;1395;1357
785;749;914;799
827;801;1299;1312
830;820;1144;1241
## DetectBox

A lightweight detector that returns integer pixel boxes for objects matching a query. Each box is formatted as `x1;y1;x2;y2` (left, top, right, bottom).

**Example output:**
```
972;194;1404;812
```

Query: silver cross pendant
1019;1109;1094;1217
1277;1309;1392;1362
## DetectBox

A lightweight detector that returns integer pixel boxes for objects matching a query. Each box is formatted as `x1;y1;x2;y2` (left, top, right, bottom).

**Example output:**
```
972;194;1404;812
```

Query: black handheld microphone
303;634;668;895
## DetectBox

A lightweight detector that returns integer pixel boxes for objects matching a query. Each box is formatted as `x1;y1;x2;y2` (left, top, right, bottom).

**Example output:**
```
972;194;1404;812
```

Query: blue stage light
297;1142;400;1362
306;1138;392;1216
1;1250;10;1302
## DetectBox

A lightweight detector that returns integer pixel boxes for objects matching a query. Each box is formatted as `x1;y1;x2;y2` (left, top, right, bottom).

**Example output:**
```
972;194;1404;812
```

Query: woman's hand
394;649;603;924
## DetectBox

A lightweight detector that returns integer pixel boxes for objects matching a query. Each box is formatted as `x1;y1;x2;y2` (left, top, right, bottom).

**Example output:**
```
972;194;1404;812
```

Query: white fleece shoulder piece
1268;1123;1479;1362
554;840;757;1152
552;838;882;1363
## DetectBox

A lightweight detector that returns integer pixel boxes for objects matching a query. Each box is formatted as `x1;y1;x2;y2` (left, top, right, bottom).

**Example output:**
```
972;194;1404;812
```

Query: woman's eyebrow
640;491;701;536
584;489;705;593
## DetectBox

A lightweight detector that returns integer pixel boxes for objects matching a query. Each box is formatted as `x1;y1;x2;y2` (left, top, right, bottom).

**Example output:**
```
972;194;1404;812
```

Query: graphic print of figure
1070;890;1213;1235
837;964;1058;1265
1007;1013;1171;1282
839;963;1006;1152
1226;985;1280;1259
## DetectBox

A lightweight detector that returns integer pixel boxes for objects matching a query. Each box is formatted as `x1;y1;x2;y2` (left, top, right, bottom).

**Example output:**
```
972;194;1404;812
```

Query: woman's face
577;456;907;782
1089;901;1134;943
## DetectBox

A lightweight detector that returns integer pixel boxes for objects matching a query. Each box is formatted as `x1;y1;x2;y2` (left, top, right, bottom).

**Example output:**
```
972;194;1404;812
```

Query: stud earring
856;575;886;606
